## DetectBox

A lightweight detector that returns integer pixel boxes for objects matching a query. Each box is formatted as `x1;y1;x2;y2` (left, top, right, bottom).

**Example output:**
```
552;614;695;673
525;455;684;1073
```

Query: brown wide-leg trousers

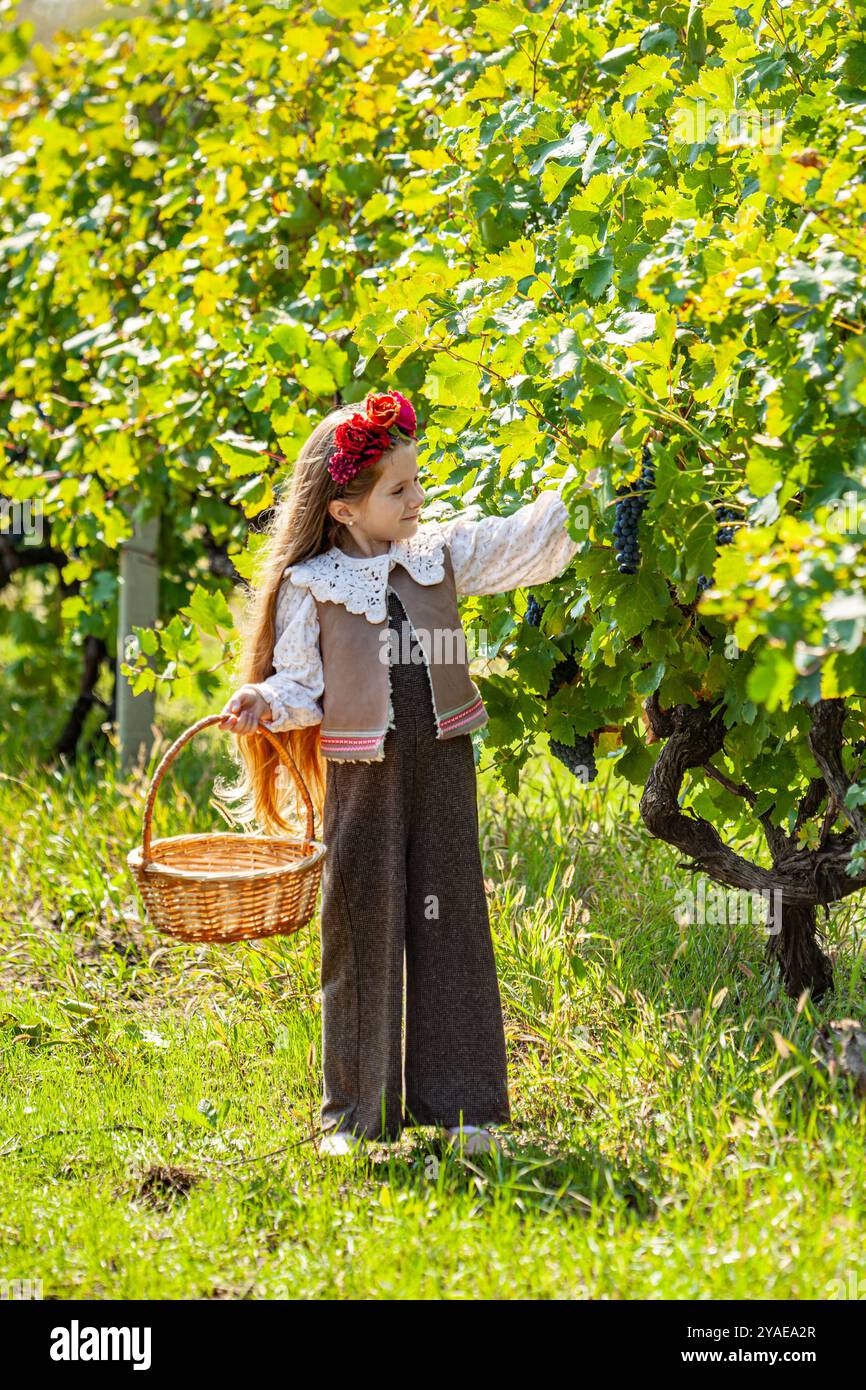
318;588;511;1141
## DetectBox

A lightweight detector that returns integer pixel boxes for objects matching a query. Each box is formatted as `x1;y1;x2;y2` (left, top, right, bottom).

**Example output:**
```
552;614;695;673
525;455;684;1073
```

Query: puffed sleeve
247;576;324;732
437;476;579;596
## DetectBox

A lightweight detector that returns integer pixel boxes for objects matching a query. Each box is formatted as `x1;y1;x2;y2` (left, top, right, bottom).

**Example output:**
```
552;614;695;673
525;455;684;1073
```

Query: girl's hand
218;686;272;735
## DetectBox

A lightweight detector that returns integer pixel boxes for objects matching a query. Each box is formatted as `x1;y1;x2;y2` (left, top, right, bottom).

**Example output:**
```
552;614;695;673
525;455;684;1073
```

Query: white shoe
440;1124;502;1156
319;1130;367;1158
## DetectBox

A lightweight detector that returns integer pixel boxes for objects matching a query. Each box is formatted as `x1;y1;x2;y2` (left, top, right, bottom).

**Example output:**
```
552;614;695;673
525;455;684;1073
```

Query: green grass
1;697;865;1299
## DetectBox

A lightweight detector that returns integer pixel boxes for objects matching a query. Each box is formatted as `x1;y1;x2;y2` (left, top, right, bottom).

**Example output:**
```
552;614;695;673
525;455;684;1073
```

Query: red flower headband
328;390;417;489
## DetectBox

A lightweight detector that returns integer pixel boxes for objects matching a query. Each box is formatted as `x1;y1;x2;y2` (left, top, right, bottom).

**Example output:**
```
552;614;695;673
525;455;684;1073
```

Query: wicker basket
126;714;326;943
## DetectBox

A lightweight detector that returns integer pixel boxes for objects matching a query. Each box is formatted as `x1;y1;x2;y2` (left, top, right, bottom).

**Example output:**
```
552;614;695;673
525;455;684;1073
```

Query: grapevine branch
794;777;828;835
699;762;789;862
640;693;866;909
808;699;866;839
640;696;782;895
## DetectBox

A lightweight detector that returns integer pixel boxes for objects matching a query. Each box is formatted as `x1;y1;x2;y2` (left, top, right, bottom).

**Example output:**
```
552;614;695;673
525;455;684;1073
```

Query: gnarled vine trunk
639;694;866;1000
765;903;834;1002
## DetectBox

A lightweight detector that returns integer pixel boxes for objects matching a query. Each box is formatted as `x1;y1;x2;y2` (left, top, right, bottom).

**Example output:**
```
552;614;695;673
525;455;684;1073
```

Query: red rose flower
365;392;401;431
389;390;417;436
364;389;417;437
328;392;417;488
333;415;382;459
328;416;393;486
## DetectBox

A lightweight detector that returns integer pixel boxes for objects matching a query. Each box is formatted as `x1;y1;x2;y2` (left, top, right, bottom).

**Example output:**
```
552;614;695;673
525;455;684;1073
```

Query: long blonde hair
218;403;397;837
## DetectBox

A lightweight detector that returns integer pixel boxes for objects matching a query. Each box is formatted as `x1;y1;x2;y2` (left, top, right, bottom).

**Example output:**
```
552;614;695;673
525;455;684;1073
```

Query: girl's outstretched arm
435;473;579;596
245;578;324;732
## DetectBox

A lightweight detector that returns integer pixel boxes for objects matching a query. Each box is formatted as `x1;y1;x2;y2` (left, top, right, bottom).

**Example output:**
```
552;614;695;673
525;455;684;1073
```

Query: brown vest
313;545;488;761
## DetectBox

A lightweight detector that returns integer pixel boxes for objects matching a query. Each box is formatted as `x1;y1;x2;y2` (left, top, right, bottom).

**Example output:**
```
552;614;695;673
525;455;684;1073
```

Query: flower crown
327;389;417;489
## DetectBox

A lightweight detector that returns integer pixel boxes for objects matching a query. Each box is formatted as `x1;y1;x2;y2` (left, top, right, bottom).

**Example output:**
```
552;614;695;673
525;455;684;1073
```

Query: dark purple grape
549;735;598;783
546;651;579;700
525;593;545;627
715;503;739;548
612;446;655;574
696;503;745;599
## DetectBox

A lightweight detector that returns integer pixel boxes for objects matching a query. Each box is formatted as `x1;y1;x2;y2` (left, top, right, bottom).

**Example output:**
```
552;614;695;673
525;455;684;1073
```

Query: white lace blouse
250;479;578;732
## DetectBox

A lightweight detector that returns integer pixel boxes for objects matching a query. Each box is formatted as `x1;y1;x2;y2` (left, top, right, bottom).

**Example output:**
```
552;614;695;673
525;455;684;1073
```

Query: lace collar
286;523;447;623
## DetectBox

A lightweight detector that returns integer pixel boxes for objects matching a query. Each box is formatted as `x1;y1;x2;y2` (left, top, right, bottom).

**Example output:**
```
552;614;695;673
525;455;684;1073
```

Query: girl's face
336;442;425;544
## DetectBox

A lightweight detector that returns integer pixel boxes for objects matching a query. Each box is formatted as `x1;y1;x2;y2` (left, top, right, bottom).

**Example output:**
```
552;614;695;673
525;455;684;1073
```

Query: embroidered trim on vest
320;732;386;751
320;726;388;763
438;695;486;732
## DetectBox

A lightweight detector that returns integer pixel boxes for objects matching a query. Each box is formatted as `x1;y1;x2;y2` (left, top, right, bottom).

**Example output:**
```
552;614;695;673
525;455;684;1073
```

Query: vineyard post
117;510;160;771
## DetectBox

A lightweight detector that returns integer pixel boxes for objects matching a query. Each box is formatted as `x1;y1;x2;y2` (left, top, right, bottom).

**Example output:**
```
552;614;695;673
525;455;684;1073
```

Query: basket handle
140;714;316;865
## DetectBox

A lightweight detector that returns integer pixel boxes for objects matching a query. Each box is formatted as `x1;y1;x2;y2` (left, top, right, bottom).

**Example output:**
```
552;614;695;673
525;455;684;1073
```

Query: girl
219;389;578;1159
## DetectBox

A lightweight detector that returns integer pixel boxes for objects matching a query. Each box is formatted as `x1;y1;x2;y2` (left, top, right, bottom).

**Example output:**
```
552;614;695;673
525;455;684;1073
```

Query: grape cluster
716;505;738;544
546;650;579;700
524;593;599;784
696;504;742;596
612;444;655;575
549;734;598;783
525;592;546;628
524;595;580;697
